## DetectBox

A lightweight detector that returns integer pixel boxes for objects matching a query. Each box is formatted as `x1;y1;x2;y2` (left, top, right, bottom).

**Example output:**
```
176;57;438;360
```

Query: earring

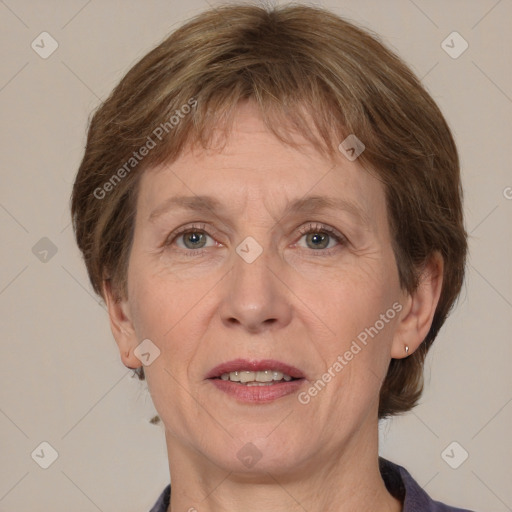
405;345;409;356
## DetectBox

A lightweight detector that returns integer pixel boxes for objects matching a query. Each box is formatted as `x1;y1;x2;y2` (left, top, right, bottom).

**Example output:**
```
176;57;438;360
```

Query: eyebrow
148;195;225;222
148;194;370;226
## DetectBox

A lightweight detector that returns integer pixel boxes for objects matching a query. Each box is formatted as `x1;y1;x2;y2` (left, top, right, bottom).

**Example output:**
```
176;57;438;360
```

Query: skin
104;101;443;512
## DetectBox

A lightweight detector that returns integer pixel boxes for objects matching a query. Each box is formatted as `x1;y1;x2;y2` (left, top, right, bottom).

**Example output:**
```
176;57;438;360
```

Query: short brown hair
71;3;467;418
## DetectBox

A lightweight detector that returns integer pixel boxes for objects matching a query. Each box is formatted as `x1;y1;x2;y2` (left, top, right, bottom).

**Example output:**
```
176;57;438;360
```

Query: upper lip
205;358;306;379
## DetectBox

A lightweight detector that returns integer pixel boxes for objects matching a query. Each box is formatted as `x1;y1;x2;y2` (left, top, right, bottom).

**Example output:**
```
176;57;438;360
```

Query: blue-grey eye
181;231;208;249
305;232;330;249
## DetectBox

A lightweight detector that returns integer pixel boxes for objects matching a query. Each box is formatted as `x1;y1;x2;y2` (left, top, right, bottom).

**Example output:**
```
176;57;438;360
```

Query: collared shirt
149;457;476;512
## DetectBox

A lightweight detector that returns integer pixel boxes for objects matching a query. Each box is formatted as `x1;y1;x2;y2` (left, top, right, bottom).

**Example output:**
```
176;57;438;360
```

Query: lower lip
209;378;305;402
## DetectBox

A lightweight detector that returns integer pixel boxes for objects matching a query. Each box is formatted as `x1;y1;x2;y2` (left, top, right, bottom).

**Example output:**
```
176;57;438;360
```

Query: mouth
218;369;298;385
205;359;306;402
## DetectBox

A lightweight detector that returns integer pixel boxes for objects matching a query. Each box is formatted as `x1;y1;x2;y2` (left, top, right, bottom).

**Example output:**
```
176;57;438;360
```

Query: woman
71;4;473;511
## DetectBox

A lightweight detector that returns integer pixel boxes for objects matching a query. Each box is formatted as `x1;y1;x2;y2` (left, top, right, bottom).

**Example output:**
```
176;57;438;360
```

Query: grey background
0;0;511;510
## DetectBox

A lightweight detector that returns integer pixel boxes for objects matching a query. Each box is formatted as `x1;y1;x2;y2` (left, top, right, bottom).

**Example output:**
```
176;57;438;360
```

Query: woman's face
116;102;410;476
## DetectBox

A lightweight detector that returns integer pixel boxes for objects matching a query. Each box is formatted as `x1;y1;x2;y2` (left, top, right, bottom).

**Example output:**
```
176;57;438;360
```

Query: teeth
219;370;294;383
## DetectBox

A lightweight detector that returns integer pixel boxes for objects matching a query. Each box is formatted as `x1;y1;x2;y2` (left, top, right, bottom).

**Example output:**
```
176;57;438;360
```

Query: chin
207;435;311;477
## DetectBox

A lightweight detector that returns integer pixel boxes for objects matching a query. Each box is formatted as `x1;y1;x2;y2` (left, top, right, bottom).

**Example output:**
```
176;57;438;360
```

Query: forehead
136;103;386;226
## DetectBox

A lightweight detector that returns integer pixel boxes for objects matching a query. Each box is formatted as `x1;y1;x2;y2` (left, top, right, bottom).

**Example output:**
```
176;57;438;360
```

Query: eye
164;223;217;252
295;223;346;252
178;231;211;250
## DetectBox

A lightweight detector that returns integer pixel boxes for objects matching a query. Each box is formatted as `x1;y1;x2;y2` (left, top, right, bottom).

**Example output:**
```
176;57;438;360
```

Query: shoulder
379;457;477;512
149;483;171;512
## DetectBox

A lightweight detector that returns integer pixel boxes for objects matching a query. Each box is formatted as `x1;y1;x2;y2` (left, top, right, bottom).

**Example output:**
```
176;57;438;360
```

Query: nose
218;243;293;334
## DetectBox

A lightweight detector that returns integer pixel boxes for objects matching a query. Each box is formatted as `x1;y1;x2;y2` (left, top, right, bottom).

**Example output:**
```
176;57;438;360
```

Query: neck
163;420;402;512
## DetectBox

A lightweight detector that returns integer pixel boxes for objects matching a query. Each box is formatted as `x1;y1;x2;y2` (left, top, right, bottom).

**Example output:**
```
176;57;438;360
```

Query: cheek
308;261;399;333
128;255;192;335
127;263;213;378
303;263;401;387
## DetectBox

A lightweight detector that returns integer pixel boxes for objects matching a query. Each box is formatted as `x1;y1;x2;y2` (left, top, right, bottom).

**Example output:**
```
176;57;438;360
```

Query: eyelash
163;222;347;257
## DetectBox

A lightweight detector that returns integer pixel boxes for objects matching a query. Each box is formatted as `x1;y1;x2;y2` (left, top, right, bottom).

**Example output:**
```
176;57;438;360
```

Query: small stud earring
405;345;409;356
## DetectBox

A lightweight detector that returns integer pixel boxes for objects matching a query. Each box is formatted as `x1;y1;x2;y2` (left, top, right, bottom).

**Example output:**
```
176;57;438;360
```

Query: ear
391;252;444;359
102;280;142;370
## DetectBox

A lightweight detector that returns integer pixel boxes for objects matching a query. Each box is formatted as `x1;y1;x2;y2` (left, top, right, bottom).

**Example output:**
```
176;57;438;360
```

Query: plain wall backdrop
0;0;511;511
